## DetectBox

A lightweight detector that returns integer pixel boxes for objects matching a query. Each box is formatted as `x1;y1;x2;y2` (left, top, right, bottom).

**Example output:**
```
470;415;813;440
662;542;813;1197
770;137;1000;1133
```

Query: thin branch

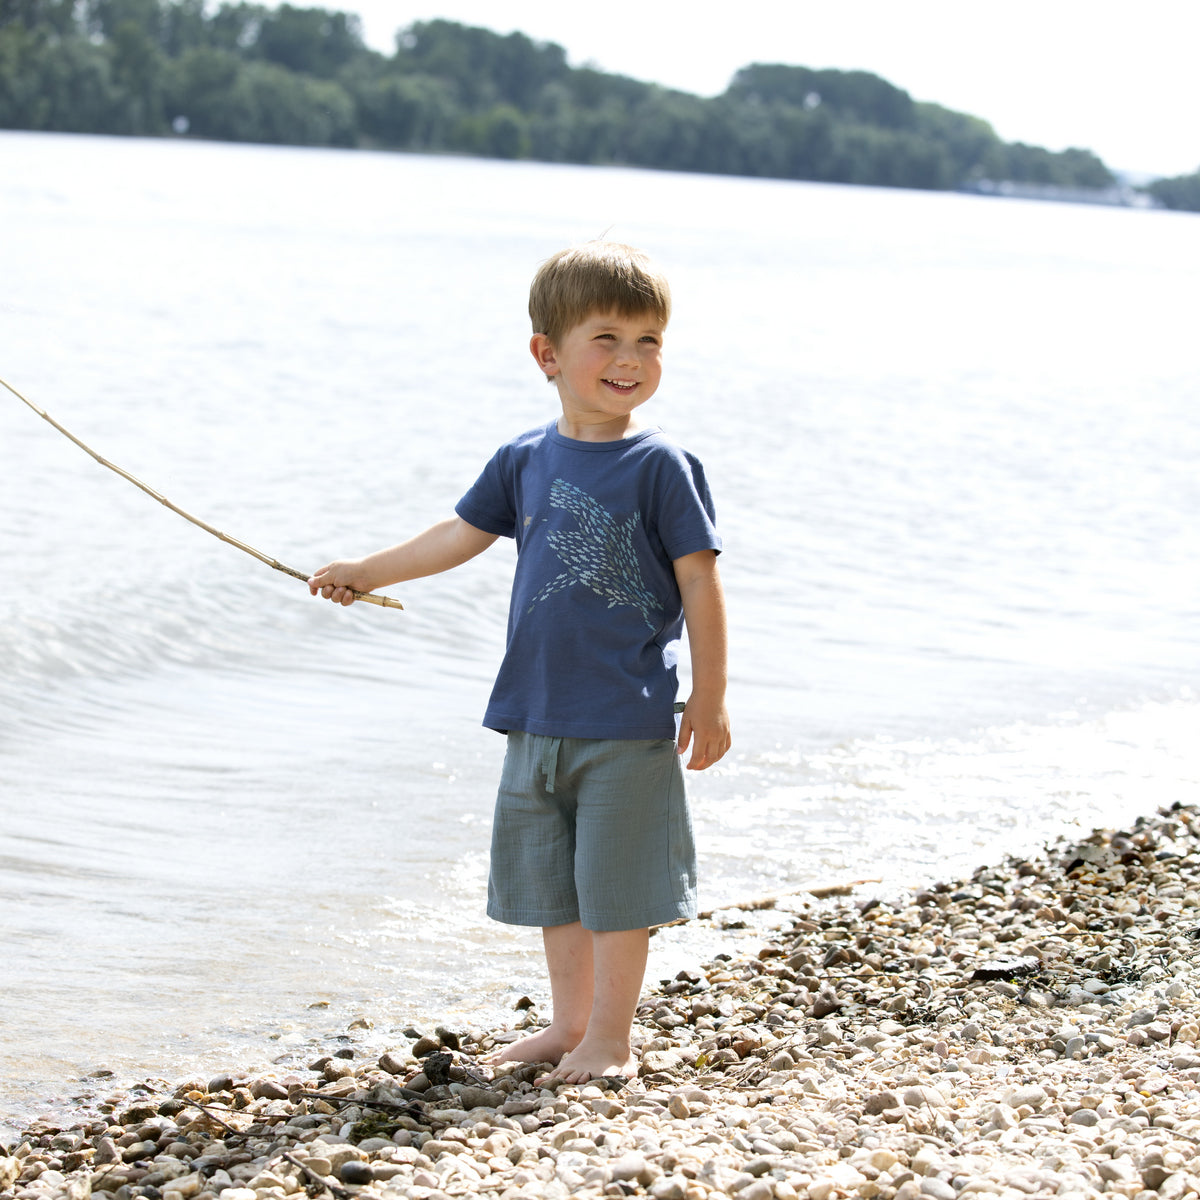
291;1090;428;1119
278;1152;354;1200
2;375;402;610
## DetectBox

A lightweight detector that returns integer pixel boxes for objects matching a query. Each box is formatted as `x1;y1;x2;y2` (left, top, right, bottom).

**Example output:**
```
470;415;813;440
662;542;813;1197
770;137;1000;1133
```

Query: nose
615;340;640;367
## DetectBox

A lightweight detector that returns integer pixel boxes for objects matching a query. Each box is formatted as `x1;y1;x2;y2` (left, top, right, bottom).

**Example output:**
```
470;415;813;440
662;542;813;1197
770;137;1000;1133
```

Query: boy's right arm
308;516;498;606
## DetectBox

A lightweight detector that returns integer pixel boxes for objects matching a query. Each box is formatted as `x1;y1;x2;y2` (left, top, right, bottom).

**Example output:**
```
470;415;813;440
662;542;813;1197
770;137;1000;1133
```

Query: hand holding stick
2;375;402;610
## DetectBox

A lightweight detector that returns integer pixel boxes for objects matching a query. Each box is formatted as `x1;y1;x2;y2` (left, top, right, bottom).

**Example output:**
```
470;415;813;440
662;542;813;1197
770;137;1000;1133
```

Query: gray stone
338;1162;374;1186
1125;1007;1158;1027
452;1085;507;1110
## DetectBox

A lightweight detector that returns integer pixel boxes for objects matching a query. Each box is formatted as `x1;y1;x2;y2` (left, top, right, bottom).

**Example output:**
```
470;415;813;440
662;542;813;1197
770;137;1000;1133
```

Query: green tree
914;102;1000;183
623;89;710;172
84;0;163;42
255;3;363;77
1055;147;1113;188
728;64;916;130
453;101;530;159
160;0;206;57
1148;170;1200;212
1;0;77;34
107;17;168;131
397;18;567;111
167;43;243;137
206;2;266;55
353;70;455;150
1;27;123;131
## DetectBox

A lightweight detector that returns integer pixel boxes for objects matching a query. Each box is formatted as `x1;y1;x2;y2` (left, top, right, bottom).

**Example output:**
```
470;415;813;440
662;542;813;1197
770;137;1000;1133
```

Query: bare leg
488;922;593;1068
536;927;648;1085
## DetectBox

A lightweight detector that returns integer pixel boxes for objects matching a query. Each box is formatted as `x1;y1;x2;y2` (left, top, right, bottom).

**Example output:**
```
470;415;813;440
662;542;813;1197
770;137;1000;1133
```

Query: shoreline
4;803;1198;1200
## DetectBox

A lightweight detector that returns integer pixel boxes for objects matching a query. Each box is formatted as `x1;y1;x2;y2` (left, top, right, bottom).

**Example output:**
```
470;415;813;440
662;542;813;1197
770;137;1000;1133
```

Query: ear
530;333;559;377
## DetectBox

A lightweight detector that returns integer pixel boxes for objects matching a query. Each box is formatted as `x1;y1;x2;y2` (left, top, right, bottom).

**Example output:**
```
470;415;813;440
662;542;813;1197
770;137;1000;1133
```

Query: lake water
1;131;1198;1141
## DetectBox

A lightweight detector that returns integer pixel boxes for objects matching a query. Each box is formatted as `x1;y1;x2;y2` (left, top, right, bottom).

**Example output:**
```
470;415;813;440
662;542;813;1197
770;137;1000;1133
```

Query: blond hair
529;242;671;345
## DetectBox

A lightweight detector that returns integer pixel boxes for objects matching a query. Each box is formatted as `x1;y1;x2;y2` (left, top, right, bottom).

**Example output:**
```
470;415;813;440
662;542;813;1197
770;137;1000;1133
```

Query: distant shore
4;803;1199;1200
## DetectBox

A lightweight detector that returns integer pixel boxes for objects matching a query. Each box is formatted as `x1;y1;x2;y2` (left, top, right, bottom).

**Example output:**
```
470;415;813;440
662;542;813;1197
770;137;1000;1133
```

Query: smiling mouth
604;379;637;391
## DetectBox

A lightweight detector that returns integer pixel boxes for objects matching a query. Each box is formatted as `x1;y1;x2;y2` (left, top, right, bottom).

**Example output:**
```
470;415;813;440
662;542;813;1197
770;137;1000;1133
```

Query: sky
328;0;1200;179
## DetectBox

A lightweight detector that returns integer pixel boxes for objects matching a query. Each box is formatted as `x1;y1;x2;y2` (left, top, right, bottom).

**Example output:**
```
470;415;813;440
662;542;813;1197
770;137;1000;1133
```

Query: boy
309;241;730;1085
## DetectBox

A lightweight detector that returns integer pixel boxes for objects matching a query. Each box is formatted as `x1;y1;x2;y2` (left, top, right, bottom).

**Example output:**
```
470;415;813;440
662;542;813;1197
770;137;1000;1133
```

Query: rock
970;956;1040;981
422;1051;454;1086
920;1180;956;1200
377;1052;408;1075
910;1147;945;1177
250;1079;289;1101
320;1146;365;1171
12;803;1200;1200
93;1139;121;1166
1126;1007;1159;1027
452;1085;507;1110
1003;1085;1048;1111
338;1161;375;1185
811;988;843;1017
864;1090;904;1115
650;1176;687;1200
1096;1159;1140;1186
902;1085;949;1109
610;1153;652;1185
739;1182;776;1200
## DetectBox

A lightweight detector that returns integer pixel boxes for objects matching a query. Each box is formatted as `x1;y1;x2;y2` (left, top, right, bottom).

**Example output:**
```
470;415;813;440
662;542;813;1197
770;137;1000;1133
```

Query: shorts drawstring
539;736;562;794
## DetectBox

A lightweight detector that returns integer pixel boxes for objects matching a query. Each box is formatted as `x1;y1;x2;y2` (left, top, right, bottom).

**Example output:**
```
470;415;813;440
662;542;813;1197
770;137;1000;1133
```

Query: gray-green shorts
487;732;697;932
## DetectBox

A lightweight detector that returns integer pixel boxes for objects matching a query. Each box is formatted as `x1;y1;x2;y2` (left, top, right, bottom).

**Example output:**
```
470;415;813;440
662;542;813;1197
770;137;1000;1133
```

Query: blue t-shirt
456;421;721;739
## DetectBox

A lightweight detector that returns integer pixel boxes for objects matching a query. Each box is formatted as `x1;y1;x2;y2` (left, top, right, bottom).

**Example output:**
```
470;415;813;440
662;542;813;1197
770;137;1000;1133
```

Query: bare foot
534;1035;637;1086
484;1024;581;1068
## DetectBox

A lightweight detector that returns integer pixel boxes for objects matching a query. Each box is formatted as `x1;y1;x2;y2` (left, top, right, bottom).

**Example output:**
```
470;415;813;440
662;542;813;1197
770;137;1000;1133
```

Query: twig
292;1090;428;1119
2;375;402;610
176;1098;245;1136
278;1152;354;1199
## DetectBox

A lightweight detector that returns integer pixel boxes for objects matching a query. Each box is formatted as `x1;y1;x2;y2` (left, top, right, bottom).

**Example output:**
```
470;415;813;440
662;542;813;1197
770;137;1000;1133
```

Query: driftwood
2;375;402;610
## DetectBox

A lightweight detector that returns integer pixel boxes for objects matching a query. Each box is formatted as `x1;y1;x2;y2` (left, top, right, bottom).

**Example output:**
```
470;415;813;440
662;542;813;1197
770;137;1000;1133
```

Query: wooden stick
278;1153;354;1200
2;375;402;610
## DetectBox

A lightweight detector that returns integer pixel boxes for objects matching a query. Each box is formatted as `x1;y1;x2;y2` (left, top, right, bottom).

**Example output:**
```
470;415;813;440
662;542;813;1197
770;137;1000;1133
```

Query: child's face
532;309;664;435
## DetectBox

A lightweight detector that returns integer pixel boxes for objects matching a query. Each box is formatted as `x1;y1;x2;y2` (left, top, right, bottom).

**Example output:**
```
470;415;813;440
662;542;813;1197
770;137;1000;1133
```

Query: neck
556;414;645;442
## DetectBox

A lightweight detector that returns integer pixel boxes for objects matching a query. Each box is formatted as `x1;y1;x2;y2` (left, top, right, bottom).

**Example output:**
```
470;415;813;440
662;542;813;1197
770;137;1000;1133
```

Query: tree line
3;0;1198;208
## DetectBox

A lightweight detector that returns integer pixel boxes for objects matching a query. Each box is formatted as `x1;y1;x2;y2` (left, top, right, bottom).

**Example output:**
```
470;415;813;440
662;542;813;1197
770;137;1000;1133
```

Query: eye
639;335;660;344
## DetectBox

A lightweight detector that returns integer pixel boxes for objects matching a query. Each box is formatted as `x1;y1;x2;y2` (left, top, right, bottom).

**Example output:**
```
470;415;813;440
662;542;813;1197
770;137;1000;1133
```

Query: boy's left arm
674;549;731;770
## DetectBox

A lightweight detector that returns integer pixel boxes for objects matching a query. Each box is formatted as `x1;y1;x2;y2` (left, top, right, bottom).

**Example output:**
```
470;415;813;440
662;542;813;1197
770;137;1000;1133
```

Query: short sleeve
456;446;518;539
653;449;722;562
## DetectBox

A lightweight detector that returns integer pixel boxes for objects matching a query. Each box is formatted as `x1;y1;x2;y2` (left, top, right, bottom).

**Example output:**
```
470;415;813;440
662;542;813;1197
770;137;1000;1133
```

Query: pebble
6;803;1200;1200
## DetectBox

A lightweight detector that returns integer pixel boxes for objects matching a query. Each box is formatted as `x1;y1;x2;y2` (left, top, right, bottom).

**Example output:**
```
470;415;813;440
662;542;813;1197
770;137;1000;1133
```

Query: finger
676;719;692;757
